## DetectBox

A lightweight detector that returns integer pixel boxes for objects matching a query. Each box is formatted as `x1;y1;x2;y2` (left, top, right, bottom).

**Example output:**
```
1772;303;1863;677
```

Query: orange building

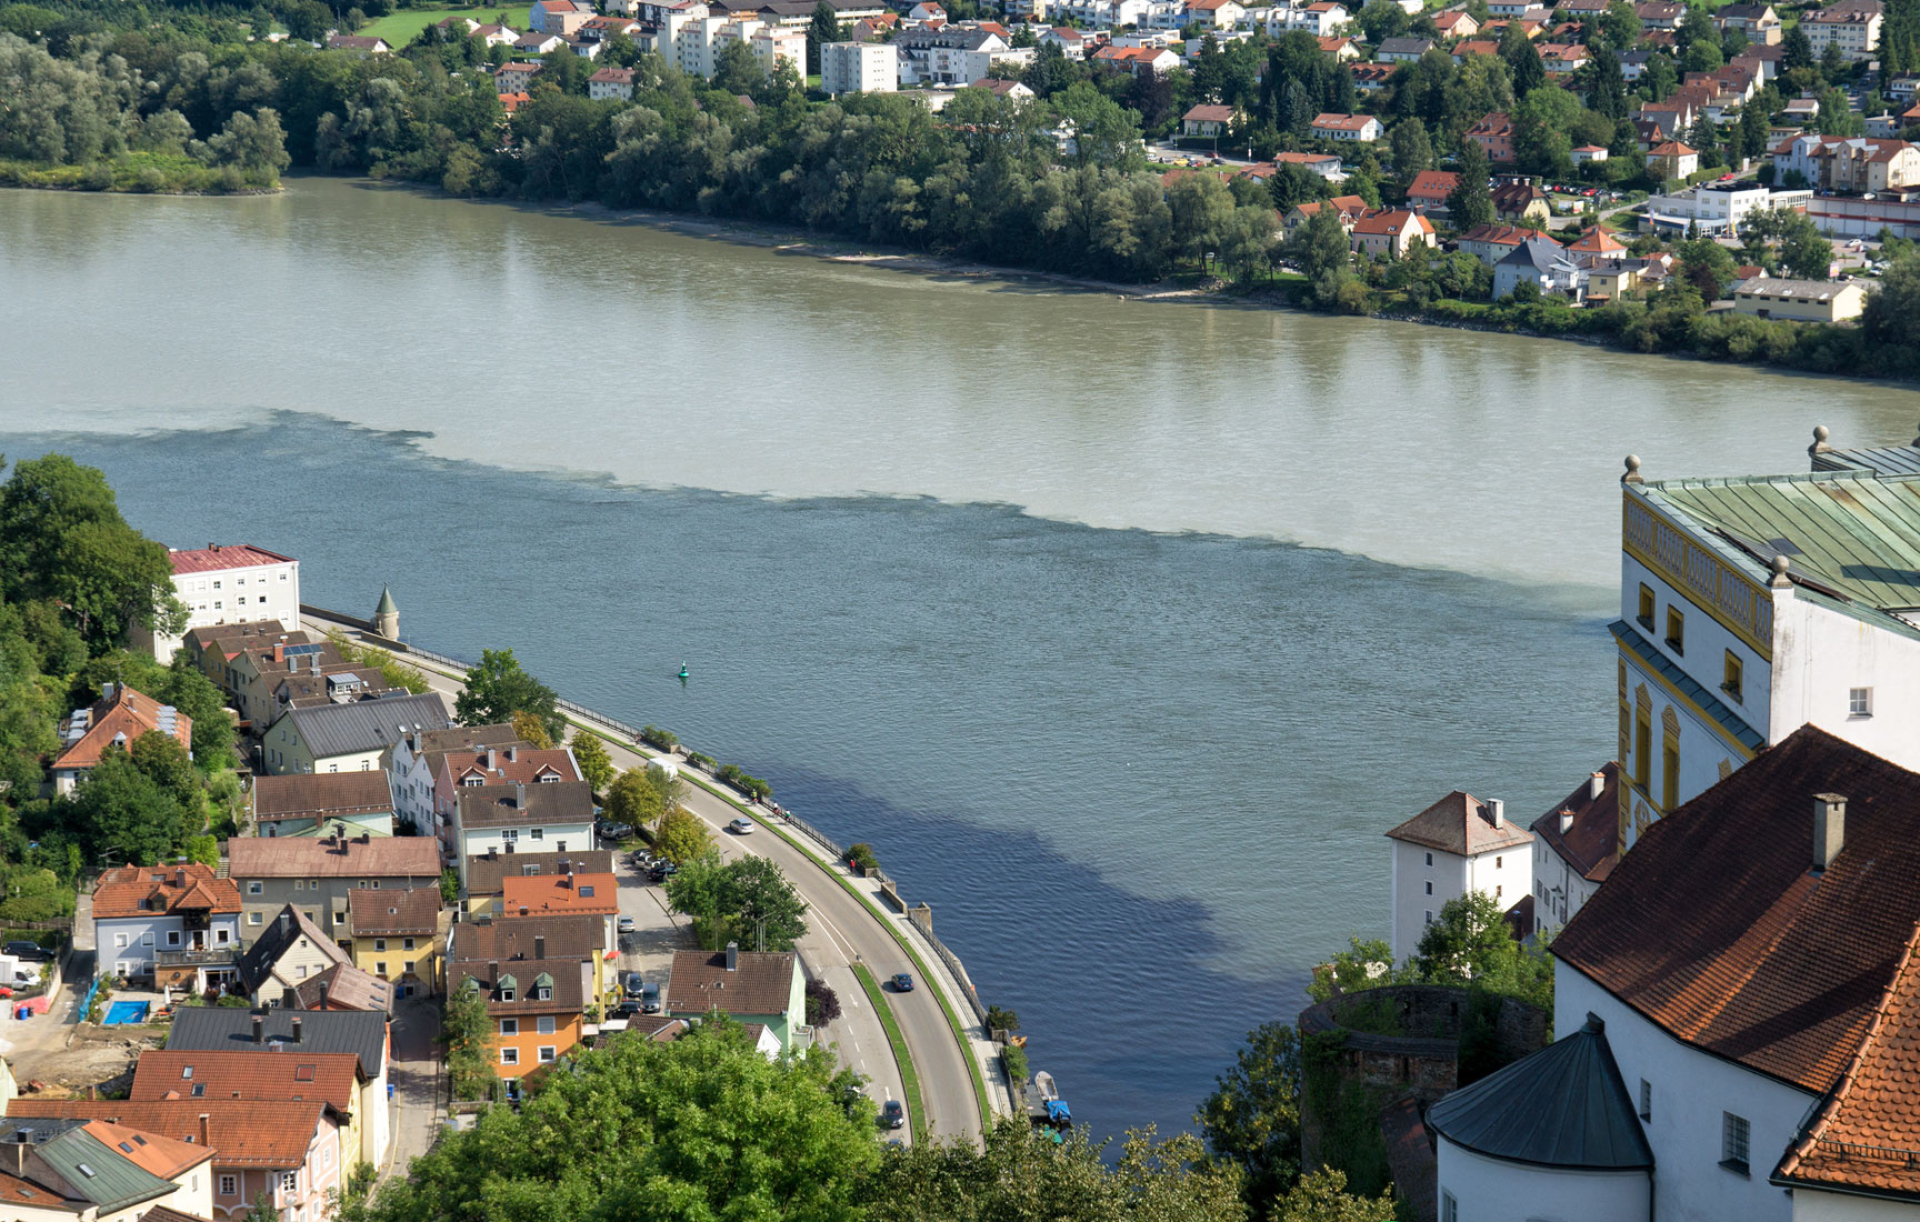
448;955;586;1079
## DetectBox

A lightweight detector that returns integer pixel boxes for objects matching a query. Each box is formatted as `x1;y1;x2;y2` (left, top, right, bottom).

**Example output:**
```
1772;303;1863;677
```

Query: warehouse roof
274;692;450;761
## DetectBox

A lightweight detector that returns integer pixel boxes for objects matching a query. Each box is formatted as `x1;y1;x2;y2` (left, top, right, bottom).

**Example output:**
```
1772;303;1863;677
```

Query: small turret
374;585;399;640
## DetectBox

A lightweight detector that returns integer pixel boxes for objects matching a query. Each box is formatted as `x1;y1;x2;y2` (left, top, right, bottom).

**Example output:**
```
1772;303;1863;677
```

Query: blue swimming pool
103;1000;150;1025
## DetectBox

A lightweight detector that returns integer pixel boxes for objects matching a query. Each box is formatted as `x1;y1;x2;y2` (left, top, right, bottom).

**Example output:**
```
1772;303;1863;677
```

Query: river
6;176;1919;1138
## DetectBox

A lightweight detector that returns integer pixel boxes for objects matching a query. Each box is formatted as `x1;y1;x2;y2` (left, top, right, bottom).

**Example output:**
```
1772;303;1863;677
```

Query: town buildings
346;888;440;997
1350;209;1436;258
226;833;441;941
449;781;596;882
0;1115;215;1222
1309;113;1383;142
1801;0;1882;61
53;685;191;795
252;772;395;840
133;545;299;662
1731;277;1867;322
664;944;806;1051
461;848;613;914
259;692;451;776
1384;794;1532;961
1526;765;1617;935
93;865;242;988
820;40;896;94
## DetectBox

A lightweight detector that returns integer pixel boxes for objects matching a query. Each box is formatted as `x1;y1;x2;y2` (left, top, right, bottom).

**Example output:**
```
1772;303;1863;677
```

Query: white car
728;817;754;835
617;915;636;933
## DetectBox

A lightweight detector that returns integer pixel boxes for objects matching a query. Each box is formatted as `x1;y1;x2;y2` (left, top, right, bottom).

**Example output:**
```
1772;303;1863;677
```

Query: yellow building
347;887;441;998
1731;277;1865;323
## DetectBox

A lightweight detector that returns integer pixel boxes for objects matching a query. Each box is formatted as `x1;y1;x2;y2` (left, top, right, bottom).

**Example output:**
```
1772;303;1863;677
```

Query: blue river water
2;415;1609;1135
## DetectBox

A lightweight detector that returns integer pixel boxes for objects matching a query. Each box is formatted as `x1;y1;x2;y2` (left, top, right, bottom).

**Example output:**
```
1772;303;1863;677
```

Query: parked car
882;1100;905;1129
617;998;642;1016
5;941;49;963
649;862;678;882
617;915;636;934
892;972;914;992
641;981;661;1013
728;817;754;835
625;972;646;998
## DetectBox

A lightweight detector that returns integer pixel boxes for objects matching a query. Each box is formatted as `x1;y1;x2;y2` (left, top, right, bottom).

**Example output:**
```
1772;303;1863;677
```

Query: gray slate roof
278;692;450;760
165;1007;390;1077
1427;1016;1653;1170
1499;234;1571;272
1377;36;1434;53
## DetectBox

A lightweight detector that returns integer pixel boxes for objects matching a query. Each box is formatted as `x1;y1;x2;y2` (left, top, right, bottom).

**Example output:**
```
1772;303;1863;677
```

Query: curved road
302;614;983;1145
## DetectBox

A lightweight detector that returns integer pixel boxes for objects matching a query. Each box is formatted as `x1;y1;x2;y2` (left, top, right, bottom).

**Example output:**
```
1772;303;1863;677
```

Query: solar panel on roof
283;643;324;657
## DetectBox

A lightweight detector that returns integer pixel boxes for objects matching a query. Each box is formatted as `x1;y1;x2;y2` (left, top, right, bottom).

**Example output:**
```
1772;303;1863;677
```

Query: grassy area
0;152;276;194
852;962;926;1139
358;5;532;45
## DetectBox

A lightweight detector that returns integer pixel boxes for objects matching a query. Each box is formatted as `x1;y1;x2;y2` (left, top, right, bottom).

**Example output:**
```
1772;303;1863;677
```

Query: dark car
5;941;49;962
641;981;661;1013
625;972;646;998
617;998;643;1016
892;972;914;992
881;1100;905;1129
649;862;678;882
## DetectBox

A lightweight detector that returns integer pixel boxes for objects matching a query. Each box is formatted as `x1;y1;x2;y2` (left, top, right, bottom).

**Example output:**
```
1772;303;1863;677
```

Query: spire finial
1622;454;1643;485
1770;554;1792;588
1810;425;1831;456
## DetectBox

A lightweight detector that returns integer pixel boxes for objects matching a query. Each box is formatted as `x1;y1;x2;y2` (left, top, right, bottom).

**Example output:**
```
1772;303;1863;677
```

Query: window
248;882;263;895
1723;651;1742;701
167;931;181;946
249;912;263;926
1424;852;1433;867
1634;713;1651;787
1665;607;1685;655
309;880;318;891
375;939;388;952
220;1176;237;1197
335;911;348;925
142;932;153;945
1639;1079;1652;1121
531;828;544;841
295;880;304;891
281;1172;299;1194
1424;910;1433;925
1637;583;1654;630
538;1046;557;1063
1850;687;1873;718
500;1018;519;1035
377;963;388;976
1441;1191;1457;1222
1663;742;1680;811
115;932;130;948
1495;856;1502;868
1424;881;1432;895
328;763;338;773
1722;1112;1751;1174
1495;885;1502;898
501;829;519;843
501;986;516;1002
295;964;308;979
537;1015;556;1034
403;938;416;951
500;1047;520;1066
404;960;416;974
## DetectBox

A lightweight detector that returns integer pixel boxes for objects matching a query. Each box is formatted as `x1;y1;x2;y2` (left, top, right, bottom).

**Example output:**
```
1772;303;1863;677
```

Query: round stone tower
374;585;399;640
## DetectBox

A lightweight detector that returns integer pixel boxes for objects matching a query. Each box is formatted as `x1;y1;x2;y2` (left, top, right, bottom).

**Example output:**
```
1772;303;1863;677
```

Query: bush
640;725;679;751
846;843;880;873
686;751;717;770
805;978;841;1028
985;1005;1019;1032
1002;1042;1029;1084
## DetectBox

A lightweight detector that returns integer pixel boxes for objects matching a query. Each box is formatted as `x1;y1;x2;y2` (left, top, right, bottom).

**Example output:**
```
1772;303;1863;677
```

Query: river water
6;177;1919;1137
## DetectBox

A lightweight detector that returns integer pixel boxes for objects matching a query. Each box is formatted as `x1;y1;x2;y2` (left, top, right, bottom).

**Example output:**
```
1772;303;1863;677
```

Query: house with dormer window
92;865;242;988
447;954;586;1079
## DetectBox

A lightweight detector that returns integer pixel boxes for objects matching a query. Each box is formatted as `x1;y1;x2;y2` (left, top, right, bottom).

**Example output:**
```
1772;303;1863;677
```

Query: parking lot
608;846;697;1018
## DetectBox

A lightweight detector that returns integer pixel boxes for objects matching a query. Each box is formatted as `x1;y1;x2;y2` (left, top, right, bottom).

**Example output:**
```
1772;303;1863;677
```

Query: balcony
155;947;237;968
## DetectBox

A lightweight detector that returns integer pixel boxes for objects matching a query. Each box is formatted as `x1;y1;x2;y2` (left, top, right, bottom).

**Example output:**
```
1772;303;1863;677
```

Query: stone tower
374;585;399;640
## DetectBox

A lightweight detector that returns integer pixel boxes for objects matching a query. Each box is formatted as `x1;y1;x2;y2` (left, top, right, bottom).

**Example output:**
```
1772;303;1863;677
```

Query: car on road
641;981;661;1013
728;817;754;835
892;972;914;992
881;1100;905;1129
5;941;49;962
625;972;646;998
617;998;643;1016
649;862;678;882
617;915;636;933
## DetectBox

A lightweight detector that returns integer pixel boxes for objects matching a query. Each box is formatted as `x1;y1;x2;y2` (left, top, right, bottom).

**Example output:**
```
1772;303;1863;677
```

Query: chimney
516;781;526;809
251;1013;265;1044
1486;798;1505;828
199;1114;211;1147
1590;771;1605;801
318;979;330;1009
487;748;497;772
279;912;290;938
273;643;285;664
175;869;186;887
534;936;545;960
506;745;518;763
1558;808;1574;834
6;1129;29;1179
1814;793;1847;872
725;941;738;972
101;681;116;702
291;1015;304;1044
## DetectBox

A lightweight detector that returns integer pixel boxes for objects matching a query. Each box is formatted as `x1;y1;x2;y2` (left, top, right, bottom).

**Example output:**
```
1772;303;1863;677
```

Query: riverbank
0;156;282;196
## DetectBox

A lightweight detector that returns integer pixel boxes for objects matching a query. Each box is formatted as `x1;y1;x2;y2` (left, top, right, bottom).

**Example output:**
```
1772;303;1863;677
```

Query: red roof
1351;209;1433;236
1386;791;1533;857
131;1051;363;1116
1528;763;1620;884
1565;227;1626;253
167;545;293;575
7;1100;330;1168
501;872;620;916
55;684;192;773
1405;169;1460;200
92;864;242;920
1311;112;1377;131
1183;104;1235;123
1457;222;1534;246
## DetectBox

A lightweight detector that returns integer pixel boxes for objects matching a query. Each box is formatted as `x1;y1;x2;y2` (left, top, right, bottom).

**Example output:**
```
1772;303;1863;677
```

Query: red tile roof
55;686;192;773
1385;791;1534;857
92;865;241;920
166;546;293;576
348;887;440;936
1458;222;1534;246
1555;725;1920;1095
1310;112;1376;131
501;872;619;916
226;833;441;880
1183;104;1235;123
1406;169;1460;200
1351;209;1432;236
1528;763;1620;884
130;1051;362;1116
7;1100;329;1168
1565;227;1626;253
83;1120;213;1179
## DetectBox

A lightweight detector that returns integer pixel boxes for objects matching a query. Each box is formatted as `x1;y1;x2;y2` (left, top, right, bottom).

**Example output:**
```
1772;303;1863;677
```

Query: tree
130;729;198;813
656;806;713;863
1273;1170;1396;1222
1197;1021;1302;1217
721;854;809;950
1389;119;1431;179
1598;0;1640;51
1268;161;1330;211
1448;138;1494;227
712;39;764;93
1864;255;1920;350
0;454;184;653
454;648;563;744
1501;23;1545;95
372;1019;878;1222
604;767;665;830
1783;22;1814;72
439;867;460;905
1167;173;1237;269
1677;234;1740;298
1286;205;1350;281
1055;80;1144;168
806;0;843;73
510;708;554;749
1410;892;1551;1009
985;1005;1020;1031
569;729;614;794
804;978;841;1027
1777;208;1835;279
62;746;193;866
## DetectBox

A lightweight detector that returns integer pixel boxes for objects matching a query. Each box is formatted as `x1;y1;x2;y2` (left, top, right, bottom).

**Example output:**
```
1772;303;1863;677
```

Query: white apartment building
750;23;806;76
134;544;299;661
1802;1;1881;61
1384;792;1533;961
1644;181;1813;235
1614;441;1920;849
1280;1;1348;35
588;65;636;99
1526;764;1616;936
820;40;897;93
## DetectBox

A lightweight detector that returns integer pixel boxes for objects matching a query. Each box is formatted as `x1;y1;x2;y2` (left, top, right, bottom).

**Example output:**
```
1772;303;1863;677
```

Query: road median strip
852;962;926;1139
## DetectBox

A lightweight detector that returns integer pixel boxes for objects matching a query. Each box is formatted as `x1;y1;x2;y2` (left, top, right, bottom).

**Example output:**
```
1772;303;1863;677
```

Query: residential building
1563;227;1626;258
94;865;242;989
182;623;312;688
1490;179;1550;223
1181;104;1236;138
384;724;526;838
1456;222;1534;264
1633;0;1683;28
499;871;618;931
1572;143;1609;163
1451;38;1501;62
1349;61;1395;90
1309;112;1383;142
664;943;806;1051
450;781;596;885
1404;169;1459;213
1773;133;1920;192
1036;25;1086;57
1646;139;1698;179
461;848;613;914
587;66;635;99
1644;180;1812;235
1374;35;1433;61
221;639;349;734
820;39;896;93
346;889;439;998
1384;793;1533;960
133;545;299;662
1730;277;1866;322
1466;110;1514;161
53;684;191;796
164;1007;388;1155
252;773;395;840
1493;233;1583;299
1317;34;1361;59
1086;43;1179;76
449;912;610;1011
1283;1;1349;35
498;91;532;114
0;1116;214;1222
259;692;451;776
493;62;544;92
6;1101;337;1222
528;0;594;33
324;33;391;53
259;665;392;730
1349;209;1436;258
1432;10;1478;36
1526;765;1617;936
1585;254;1670;300
1732;43;1784;80
1802;0;1881;61
1714;2;1780;43
226;834;441;943
1282;194;1372;232
511;31;565;52
128;1051;367;1177
1432;726;1920;1222
1539;41;1588;71
234;906;392;1014
1185;0;1246;26
968;77;1033;99
749;23;806;75
1270;150;1346;179
446;954;587;1079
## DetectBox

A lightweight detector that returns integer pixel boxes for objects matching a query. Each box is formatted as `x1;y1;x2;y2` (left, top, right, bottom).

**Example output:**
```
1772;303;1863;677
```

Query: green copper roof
375;585;398;615
1646;472;1920;614
33;1127;177;1212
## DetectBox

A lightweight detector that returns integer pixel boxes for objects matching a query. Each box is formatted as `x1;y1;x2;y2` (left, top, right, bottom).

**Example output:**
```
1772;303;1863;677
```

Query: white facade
820;40;897;93
1435;1138;1652;1222
750;24;806;76
1556;967;1818;1222
100;912;242;979
138;547;300;662
1387;824;1531;961
1531;818;1603;931
1792;1193;1920;1222
1645;183;1814;234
